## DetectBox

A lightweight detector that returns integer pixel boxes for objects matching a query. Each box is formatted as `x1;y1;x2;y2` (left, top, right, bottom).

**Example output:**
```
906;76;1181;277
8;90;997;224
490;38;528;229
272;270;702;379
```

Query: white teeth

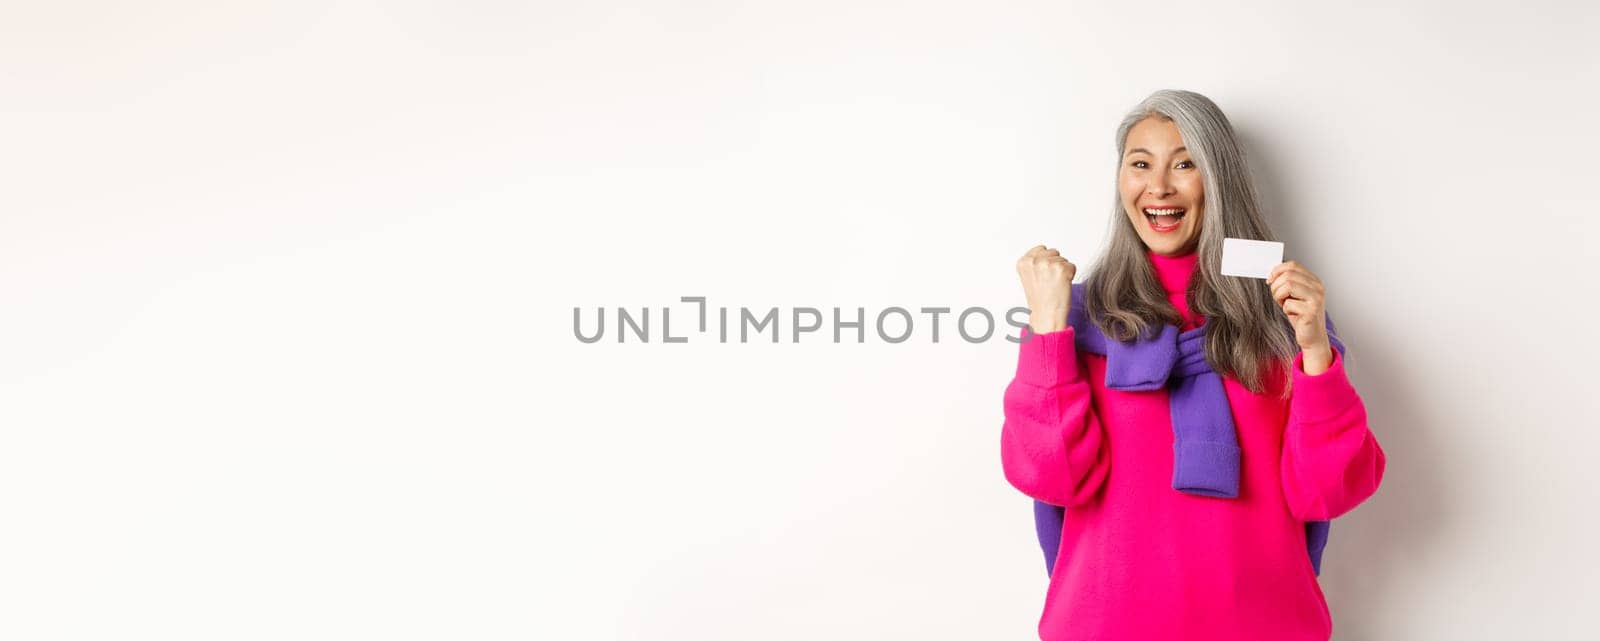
1143;208;1186;216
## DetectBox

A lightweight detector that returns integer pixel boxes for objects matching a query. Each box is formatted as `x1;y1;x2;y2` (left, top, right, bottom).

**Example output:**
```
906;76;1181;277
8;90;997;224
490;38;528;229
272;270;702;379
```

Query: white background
2;2;1596;639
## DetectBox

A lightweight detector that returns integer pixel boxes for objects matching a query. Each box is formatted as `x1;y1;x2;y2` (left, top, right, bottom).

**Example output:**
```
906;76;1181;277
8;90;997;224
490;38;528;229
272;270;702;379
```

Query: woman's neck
1146;247;1200;295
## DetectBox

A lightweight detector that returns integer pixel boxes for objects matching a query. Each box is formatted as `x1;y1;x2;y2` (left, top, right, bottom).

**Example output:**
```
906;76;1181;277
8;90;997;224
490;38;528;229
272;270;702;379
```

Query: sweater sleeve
1280;347;1387;521
1000;326;1111;507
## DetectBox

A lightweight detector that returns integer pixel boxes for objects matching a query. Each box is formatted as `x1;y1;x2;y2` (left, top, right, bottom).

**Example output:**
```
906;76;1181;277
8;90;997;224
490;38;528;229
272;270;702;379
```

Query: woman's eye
1131;161;1148;169
1176;160;1194;169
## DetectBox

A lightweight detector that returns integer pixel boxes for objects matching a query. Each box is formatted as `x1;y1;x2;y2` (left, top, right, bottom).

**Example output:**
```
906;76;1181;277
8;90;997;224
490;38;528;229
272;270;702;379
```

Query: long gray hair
1083;89;1299;396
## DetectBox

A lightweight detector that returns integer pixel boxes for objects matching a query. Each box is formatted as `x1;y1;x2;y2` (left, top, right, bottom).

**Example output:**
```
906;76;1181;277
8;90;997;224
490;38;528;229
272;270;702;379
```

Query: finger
1279;274;1323;302
1284;300;1322;325
1297;274;1324;295
1023;245;1046;259
1268;261;1297;281
1272;281;1291;306
1287;264;1325;291
1274;273;1316;292
1268;261;1306;284
1274;278;1322;308
1026;245;1058;260
1271;277;1306;306
1267;268;1285;288
1272;278;1305;305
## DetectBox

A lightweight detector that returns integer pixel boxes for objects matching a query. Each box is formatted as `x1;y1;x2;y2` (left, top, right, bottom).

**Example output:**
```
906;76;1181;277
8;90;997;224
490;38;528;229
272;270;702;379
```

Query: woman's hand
1267;260;1334;373
1017;245;1076;334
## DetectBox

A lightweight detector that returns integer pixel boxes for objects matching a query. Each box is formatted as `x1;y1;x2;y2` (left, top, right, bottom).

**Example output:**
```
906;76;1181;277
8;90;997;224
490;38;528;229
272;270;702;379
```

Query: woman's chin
1142;236;1181;253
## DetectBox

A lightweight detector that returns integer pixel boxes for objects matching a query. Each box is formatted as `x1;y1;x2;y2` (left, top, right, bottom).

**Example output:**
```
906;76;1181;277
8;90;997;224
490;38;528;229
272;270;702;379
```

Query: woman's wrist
1029;311;1068;334
1299;341;1334;376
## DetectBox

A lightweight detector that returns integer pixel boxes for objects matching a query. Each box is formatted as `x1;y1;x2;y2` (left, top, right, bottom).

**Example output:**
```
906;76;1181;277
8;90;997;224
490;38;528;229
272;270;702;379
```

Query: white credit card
1220;238;1284;279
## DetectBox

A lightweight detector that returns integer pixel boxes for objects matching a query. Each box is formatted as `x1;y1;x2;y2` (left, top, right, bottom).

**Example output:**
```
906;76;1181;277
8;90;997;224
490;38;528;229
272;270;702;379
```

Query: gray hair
1083;89;1299;396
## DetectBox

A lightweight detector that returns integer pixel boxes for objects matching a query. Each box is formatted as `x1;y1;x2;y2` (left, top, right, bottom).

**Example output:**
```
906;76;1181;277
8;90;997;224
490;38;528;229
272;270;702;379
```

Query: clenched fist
1016;245;1076;334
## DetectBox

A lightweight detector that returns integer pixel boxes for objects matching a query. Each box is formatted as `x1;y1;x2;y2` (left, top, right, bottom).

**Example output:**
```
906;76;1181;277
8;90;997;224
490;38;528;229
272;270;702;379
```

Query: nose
1146;168;1175;199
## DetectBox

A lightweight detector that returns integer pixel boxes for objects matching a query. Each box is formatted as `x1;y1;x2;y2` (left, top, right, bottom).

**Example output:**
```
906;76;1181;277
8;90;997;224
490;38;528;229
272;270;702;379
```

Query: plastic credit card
1220;238;1284;279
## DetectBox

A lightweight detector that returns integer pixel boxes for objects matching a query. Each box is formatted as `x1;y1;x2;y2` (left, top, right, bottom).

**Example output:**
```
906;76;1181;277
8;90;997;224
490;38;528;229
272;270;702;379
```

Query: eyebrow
1126;146;1187;156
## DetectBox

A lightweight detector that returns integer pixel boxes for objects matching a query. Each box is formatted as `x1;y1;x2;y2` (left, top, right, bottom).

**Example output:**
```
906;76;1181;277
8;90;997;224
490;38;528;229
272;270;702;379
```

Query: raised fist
1016;245;1076;334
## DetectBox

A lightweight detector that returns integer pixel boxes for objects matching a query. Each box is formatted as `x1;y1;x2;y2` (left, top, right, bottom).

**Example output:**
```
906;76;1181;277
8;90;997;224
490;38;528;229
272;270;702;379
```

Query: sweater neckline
1146;248;1199;296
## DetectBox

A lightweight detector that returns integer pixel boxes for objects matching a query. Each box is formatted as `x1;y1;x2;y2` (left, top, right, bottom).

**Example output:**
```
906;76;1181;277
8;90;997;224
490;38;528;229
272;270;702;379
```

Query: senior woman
1000;89;1386;641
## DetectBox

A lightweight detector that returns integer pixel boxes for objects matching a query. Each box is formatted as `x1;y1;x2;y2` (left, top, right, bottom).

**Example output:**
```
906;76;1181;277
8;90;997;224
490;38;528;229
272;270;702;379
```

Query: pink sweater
1001;249;1386;641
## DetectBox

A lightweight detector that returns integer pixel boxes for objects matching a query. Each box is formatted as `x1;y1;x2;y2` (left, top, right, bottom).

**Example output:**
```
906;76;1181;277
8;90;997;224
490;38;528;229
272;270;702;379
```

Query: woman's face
1119;116;1205;256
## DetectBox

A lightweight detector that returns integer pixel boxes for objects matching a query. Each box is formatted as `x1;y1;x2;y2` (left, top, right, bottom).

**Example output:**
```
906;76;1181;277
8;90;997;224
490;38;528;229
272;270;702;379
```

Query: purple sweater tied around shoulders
1032;282;1345;577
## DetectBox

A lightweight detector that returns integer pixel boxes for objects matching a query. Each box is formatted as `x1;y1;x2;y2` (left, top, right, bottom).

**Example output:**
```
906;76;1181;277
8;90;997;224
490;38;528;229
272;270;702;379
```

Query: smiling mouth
1143;207;1186;230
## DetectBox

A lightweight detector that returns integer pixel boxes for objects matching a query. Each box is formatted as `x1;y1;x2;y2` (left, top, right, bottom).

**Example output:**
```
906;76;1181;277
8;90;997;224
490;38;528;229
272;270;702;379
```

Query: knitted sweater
1000;249;1386;641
